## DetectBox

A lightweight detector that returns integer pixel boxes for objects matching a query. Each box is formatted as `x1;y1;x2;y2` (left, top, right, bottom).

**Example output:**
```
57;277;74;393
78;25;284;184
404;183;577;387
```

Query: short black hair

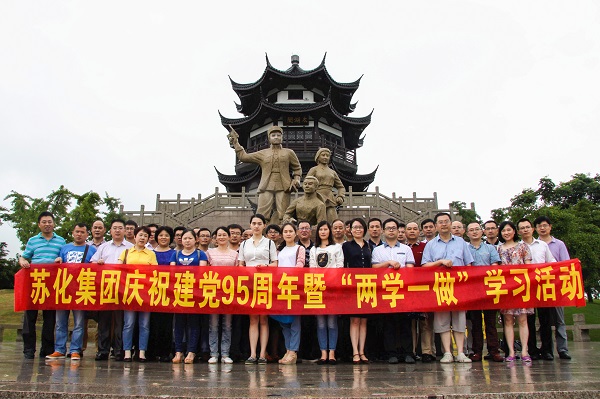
367;218;382;227
155;226;174;244
74;222;88;230
350;217;367;232
266;224;281;234
198;227;211;235
498;221;519;243
110;218;126;228
533;216;552;227
434;212;451;224
181;228;196;239
420;218;434;228
173;226;186;235
483;220;497;229
134;226;152;237
297;220;311;228
517;218;532;229
125;220;138;228
382;218;399;229
227;224;243;234
315;220;334;247
38;211;54;223
147;223;159;229
398;222;406;229
214;226;229;236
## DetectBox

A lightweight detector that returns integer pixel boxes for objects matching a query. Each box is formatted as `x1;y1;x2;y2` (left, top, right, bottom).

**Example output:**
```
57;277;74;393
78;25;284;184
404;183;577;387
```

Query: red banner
14;260;585;314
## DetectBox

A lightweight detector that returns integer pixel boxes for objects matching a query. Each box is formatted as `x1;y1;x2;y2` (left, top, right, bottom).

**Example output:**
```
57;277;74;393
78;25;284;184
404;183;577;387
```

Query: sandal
359;353;369;364
522;355;532;363
184;352;196;364
505;355;515;362
172;352;183;364
352;354;360;364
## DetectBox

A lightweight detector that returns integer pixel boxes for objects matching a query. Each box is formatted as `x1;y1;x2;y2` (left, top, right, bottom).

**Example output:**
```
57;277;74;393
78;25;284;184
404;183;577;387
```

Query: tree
1;187;124;250
449;200;481;226
492;174;600;302
0;242;19;289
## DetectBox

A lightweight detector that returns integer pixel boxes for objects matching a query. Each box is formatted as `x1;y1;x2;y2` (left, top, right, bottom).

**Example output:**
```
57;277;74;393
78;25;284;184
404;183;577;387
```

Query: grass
2;289;599;342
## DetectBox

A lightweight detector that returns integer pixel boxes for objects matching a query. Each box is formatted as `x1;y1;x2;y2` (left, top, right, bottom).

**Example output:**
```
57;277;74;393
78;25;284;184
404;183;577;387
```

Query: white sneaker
208;356;218;364
221;356;233;364
440;352;454;363
455;353;472;363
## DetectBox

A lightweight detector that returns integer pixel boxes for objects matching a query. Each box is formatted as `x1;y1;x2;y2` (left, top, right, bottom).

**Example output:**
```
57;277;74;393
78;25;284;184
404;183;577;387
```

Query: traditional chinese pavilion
216;54;377;193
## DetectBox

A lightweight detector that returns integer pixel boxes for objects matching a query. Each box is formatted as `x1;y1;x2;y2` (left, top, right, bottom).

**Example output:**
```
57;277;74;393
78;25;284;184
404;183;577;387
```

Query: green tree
493;174;600;302
1;187;123;250
450;200;481;226
0;242;19;289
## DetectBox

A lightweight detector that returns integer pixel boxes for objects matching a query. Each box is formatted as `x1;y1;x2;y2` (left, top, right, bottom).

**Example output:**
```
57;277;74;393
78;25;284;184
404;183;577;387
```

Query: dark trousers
527;310;540;355
383;313;413;359
22;309;55;357
538;307;555;355
469;309;500;355
147;312;173;359
97;310;123;355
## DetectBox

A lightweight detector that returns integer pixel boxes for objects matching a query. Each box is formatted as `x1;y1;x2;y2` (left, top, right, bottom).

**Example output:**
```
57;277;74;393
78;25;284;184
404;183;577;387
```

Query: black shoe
388;356;399;364
95;353;108;361
530;352;542;361
24;353;35;360
123;357;132;362
558;351;571;360
543;352;554;361
316;358;328;365
421;354;435;363
115;354;124;361
138;357;147;363
328;358;337;365
404;355;415;364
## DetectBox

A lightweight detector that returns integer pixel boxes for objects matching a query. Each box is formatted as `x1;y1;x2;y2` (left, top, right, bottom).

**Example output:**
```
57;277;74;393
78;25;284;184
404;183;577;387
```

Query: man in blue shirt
45;223;96;360
422;213;474;363
465;222;503;362
19;211;66;359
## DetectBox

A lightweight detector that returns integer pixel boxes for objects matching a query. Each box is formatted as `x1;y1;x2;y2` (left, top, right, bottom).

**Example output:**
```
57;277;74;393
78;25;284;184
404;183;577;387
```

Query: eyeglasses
351;226;364;230
385;227;398;231
436;220;451;225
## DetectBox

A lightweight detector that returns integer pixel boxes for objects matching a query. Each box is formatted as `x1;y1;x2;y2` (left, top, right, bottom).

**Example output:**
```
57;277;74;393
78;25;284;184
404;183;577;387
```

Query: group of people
19;210;572;367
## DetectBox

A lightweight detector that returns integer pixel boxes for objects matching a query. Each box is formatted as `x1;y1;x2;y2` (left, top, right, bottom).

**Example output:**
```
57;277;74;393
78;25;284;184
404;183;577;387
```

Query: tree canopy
1;186;123;250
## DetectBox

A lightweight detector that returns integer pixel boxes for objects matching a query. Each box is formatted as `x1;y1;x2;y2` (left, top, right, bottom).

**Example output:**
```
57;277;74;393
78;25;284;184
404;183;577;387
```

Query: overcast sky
1;1;599;254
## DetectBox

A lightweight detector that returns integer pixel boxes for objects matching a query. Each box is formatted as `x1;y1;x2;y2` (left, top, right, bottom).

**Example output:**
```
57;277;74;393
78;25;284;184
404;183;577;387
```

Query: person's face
345;224;353;239
125;224;136;239
149;226;157;242
91;221;106;239
535;221;552;238
483;223;499;240
467;223;483;241
193;228;201;245
405;223;420;241
269;131;283;145
332;221;345;240
229;229;242;245
216;229;229;246
422;222;436;238
318;151;330;164
110;222;125;240
250;218;264;235
518;221;533;240
397;227;406;242
182;232;196;250
501;225;516;242
435;215;451;234
198;230;211;246
157;230;171;247
72;226;88;245
174;229;183;246
298;223;311;240
38;216;55;234
267;228;281;242
303;179;316;193
282;225;296;243
318;224;330;241
368;221;382;240
351;222;365;239
135;230;149;247
211;234;217;246
451;221;465;237
242;229;252;240
383;222;399;241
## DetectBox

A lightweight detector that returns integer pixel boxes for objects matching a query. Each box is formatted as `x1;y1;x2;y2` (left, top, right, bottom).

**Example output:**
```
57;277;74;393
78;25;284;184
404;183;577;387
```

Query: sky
1;1;599;255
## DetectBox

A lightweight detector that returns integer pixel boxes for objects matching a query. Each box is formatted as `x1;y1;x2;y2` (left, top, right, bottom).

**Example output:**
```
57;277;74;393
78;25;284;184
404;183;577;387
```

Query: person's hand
389;260;401;270
336;196;344;205
97;259;105;265
289;178;301;192
19;257;30;269
440;259;453;268
54;257;62;264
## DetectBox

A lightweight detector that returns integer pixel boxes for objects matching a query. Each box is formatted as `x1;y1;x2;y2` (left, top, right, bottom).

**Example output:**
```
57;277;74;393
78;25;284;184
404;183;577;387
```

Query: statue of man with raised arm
228;125;302;225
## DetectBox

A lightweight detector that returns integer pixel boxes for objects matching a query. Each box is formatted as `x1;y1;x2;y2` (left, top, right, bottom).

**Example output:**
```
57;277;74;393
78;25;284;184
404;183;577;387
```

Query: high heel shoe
184;352;196;364
352;354;361;364
359;353;369;364
172;352;183;364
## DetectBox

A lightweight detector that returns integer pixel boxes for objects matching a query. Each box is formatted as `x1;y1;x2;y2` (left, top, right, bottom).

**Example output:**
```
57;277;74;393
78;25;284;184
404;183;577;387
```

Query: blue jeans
123;311;150;351
55;310;85;354
209;314;232;357
316;315;338;351
280;316;301;352
174;314;200;353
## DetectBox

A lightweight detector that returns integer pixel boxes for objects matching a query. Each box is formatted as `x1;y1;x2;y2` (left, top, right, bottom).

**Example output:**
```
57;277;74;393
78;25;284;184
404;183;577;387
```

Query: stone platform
0;342;598;398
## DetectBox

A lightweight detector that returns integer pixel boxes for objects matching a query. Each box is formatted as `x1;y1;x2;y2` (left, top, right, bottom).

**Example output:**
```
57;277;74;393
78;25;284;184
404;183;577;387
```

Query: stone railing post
572;313;588;342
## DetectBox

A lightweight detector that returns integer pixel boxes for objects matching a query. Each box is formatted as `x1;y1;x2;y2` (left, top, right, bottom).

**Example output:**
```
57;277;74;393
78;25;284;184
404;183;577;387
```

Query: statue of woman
306;148;346;223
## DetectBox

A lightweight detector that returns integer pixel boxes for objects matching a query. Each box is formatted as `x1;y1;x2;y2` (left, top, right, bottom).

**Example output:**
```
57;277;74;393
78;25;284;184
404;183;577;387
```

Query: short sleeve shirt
170;249;208;266
422;235;474;266
22;233;66;264
59;244;97;264
468;242;500;266
371;241;415;267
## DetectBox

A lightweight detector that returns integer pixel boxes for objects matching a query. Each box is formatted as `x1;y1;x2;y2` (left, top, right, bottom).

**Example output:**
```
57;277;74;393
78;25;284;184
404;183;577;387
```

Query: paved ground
0;341;598;398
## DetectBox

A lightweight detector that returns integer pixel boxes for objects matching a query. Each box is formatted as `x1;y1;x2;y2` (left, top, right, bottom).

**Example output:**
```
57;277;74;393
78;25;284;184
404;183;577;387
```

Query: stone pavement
0;341;598;398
